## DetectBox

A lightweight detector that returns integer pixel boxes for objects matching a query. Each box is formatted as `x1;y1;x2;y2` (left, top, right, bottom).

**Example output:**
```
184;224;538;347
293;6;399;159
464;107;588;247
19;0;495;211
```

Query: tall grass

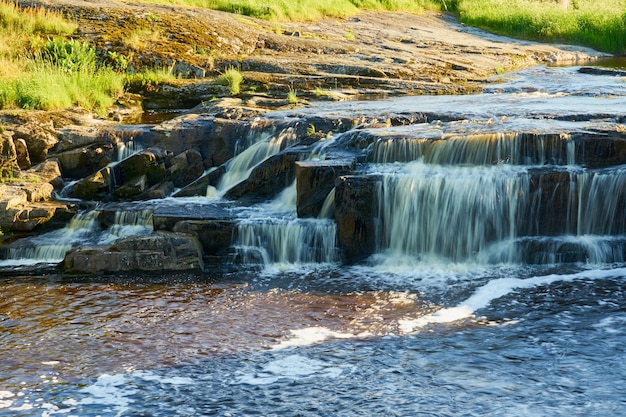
452;0;626;55
0;1;124;113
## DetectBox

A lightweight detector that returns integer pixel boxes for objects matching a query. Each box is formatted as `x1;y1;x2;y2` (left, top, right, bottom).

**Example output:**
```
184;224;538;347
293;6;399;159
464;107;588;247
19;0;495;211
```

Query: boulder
54;145;114;179
70;167;114;201
13;121;58;163
62;231;204;274
114;175;147;199
0;132;19;179
116;148;167;186
295;158;356;218
167;149;205;187
173;166;225;197
27;159;64;189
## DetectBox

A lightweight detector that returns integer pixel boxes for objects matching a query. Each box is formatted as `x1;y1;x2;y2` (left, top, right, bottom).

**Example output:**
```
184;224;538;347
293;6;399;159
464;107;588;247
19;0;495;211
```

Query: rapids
2;64;626;416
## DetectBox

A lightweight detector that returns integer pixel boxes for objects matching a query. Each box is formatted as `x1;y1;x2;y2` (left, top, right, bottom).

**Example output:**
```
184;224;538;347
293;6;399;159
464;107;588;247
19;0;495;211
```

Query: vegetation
218;66;244;95
133;0;625;54
0;1;124;113
287;87;298;104
451;0;626;55
136;0;442;21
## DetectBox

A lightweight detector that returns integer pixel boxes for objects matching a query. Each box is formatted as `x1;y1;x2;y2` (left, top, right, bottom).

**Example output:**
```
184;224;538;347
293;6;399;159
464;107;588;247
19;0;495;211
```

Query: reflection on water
0;277;430;388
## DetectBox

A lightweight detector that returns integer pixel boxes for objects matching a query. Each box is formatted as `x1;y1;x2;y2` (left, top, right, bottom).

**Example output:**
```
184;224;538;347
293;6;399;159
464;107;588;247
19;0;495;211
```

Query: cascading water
234;182;340;268
2;208;154;266
376;162;529;263
209;127;299;197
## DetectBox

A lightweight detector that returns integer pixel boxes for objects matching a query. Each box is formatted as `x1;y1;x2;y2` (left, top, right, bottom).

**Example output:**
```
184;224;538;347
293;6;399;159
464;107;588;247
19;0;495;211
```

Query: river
1;62;626;416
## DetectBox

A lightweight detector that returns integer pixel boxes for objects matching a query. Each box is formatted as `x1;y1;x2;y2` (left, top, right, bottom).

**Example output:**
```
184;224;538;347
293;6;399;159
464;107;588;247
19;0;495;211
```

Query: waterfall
576;167;626;235
4;208;154;265
236;218;340;267
214;127;299;196
369;132;573;165
318;188;335;219
116;140;144;162
376;162;529;263
7;211;100;262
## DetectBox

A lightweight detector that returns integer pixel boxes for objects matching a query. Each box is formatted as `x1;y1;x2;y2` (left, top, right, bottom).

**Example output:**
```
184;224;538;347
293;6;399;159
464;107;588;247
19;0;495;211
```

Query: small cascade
377;162;529;263
214;127;299;196
575;167;626;235
7;211;100;263
4;208;154;265
236;218;340;266
234;181;339;268
116;140;144;162
368;132;573;165
108;209;154;237
318;188;335;219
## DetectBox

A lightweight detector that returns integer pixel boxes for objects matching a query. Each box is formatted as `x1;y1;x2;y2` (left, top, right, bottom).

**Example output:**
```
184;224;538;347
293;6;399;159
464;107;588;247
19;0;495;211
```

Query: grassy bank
452;0;626;55
0;1;125;112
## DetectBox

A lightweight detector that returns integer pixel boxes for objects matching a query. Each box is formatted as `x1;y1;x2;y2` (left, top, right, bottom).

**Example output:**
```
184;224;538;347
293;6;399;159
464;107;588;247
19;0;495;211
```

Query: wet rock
224;148;307;201
114;175;147;199
138;181;176;200
334;175;380;264
173;165;225;197
62;231;204;274
572;131;626;168
70;167;114;201
172;219;237;258
167;149;204;187
295;158;356;218
116;148;167;186
54;145;114;179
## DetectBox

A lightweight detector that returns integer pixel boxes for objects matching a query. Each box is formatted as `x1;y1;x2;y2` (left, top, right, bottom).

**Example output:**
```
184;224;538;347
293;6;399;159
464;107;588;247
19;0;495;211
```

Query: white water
3;209;154;265
214;127;299;196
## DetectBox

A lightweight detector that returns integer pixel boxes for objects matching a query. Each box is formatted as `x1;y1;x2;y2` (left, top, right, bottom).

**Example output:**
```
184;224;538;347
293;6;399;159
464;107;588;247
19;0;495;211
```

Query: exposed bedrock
63;231;204;274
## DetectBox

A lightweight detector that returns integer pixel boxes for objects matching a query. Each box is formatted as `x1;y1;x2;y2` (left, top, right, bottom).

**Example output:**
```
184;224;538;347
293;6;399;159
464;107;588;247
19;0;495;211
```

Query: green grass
451;0;626;55
218;66;244;95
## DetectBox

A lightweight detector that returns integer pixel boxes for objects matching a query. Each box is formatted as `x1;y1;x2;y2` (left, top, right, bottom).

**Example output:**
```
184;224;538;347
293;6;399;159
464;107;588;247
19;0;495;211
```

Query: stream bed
2;64;626;416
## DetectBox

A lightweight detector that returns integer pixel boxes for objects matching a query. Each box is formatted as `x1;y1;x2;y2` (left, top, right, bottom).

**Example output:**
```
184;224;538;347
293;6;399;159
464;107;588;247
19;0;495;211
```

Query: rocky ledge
0;1;618;275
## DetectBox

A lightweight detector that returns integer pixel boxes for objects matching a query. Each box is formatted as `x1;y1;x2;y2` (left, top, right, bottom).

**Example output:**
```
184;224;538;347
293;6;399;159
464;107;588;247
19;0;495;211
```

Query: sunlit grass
453;0;626;54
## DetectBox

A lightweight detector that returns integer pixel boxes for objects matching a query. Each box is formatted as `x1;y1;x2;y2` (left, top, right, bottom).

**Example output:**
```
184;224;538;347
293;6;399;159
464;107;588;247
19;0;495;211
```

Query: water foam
399;267;626;333
236;354;352;385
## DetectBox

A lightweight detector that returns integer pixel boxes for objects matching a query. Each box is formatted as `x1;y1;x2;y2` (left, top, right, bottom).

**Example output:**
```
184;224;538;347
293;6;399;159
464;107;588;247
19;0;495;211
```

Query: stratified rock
62;231;204;274
0;183;73;232
173;219;236;258
334;175;380;264
295;158;356;218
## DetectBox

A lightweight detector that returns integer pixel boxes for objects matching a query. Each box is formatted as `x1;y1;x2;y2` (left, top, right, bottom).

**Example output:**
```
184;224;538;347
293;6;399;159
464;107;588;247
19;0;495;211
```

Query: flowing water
2;65;626;416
